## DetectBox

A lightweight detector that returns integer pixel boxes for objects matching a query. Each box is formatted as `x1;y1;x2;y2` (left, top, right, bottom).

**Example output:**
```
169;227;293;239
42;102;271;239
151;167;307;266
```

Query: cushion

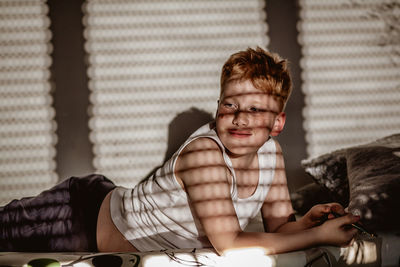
301;133;400;231
346;143;400;231
291;182;335;215
301;148;349;207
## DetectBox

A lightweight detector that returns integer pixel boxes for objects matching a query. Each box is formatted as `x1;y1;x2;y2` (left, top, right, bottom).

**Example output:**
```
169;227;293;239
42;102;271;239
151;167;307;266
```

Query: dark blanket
0;174;115;252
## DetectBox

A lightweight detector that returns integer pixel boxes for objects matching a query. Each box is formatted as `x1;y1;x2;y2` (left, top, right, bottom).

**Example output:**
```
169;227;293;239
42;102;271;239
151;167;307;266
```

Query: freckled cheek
216;113;234;124
217;107;232;116
253;125;273;141
217;113;225;119
251;117;271;129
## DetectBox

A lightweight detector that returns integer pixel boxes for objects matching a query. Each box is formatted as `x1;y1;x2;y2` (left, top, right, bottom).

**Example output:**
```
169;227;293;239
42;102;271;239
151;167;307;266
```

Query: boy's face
216;79;285;157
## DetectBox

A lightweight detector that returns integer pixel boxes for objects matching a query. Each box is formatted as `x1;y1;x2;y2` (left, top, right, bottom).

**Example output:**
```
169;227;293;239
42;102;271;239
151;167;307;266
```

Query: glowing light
142;248;274;267
142;251;218;267
221;247;275;267
72;262;92;267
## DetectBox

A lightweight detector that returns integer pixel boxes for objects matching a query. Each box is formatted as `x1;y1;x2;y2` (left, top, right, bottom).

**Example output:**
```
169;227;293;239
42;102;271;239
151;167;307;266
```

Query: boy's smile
216;79;285;157
228;128;252;138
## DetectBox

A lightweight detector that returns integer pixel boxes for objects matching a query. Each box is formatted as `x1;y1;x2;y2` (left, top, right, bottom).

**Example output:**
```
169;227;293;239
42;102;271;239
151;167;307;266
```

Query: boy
0;47;359;254
96;47;359;254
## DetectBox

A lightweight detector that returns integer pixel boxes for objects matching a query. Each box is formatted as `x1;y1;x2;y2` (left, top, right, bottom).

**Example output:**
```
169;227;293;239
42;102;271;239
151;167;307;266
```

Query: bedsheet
0;232;399;267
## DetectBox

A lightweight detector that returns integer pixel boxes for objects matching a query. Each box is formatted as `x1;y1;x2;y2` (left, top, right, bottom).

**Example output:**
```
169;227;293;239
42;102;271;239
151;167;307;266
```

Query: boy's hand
300;203;346;229
316;213;360;247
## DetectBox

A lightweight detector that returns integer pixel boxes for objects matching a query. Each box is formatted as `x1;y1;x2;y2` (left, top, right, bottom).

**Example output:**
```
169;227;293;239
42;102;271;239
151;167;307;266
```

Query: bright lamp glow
72;262;92;267
221;247;275;267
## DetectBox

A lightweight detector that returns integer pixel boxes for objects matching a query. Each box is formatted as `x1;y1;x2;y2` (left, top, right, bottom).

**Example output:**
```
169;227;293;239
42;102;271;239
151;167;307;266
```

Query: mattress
0;232;399;267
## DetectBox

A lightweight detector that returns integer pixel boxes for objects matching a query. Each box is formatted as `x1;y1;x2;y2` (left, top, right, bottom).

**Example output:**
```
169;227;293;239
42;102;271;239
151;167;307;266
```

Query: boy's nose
232;111;249;127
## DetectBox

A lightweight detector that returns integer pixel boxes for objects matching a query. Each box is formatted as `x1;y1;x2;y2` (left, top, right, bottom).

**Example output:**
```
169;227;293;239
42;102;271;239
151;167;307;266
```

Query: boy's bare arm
260;139;296;233
261;140;352;234
175;138;358;255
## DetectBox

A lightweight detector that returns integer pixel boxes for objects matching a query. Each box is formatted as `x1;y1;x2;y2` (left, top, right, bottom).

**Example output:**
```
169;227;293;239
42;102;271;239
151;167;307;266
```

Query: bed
1;134;399;267
0;232;399;267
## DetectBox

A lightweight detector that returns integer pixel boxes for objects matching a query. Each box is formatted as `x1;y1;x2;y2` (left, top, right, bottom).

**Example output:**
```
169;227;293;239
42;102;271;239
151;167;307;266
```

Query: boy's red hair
220;47;292;111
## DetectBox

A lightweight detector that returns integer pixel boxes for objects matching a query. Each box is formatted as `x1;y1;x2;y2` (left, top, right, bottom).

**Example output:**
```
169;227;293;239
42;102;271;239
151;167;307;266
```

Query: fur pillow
301;133;400;231
301;148;349;207
346;142;400;231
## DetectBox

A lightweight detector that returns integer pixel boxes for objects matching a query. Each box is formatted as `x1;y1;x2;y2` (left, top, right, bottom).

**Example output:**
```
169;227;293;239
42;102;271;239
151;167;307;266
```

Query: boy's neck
228;152;258;171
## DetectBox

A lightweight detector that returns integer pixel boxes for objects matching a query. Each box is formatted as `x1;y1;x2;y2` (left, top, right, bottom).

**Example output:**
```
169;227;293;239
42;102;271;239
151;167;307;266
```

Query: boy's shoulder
184;136;221;152
175;137;225;176
180;137;223;166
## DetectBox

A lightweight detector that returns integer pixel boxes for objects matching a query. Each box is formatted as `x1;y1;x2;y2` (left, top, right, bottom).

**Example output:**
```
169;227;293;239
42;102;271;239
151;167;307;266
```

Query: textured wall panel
298;0;400;157
0;0;57;205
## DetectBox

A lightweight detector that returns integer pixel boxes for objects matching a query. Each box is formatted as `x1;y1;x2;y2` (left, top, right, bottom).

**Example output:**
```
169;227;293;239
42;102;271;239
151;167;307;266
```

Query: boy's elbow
211;240;235;256
210;231;259;256
208;232;241;256
214;247;227;256
214;245;240;257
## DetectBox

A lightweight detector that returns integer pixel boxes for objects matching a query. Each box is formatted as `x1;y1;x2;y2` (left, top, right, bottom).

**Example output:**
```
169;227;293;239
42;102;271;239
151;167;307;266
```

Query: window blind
298;0;400;157
83;0;269;187
0;0;57;205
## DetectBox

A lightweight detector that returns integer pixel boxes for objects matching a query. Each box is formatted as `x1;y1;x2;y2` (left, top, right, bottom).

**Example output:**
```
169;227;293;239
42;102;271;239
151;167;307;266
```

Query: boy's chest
234;168;259;199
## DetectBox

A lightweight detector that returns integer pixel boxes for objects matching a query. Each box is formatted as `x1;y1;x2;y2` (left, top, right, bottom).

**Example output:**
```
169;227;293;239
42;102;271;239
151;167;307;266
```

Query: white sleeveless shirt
110;122;277;251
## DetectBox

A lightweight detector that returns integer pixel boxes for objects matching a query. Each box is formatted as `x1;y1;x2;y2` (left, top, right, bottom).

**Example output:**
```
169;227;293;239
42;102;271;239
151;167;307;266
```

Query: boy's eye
223;103;236;109
250;107;264;112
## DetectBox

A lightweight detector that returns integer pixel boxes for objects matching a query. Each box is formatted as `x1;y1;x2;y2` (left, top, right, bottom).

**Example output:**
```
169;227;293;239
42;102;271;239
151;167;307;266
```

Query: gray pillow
301;148;349;207
301;133;400;231
346;142;400;231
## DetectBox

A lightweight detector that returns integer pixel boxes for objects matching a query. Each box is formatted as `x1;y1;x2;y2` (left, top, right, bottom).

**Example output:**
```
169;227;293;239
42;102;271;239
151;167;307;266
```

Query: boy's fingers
329;203;345;216
320;203;344;220
350;214;361;224
320;204;332;214
338;214;361;225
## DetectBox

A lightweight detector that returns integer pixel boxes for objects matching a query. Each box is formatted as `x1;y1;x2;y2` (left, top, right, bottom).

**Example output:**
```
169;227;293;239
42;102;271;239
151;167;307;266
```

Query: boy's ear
270;112;286;136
